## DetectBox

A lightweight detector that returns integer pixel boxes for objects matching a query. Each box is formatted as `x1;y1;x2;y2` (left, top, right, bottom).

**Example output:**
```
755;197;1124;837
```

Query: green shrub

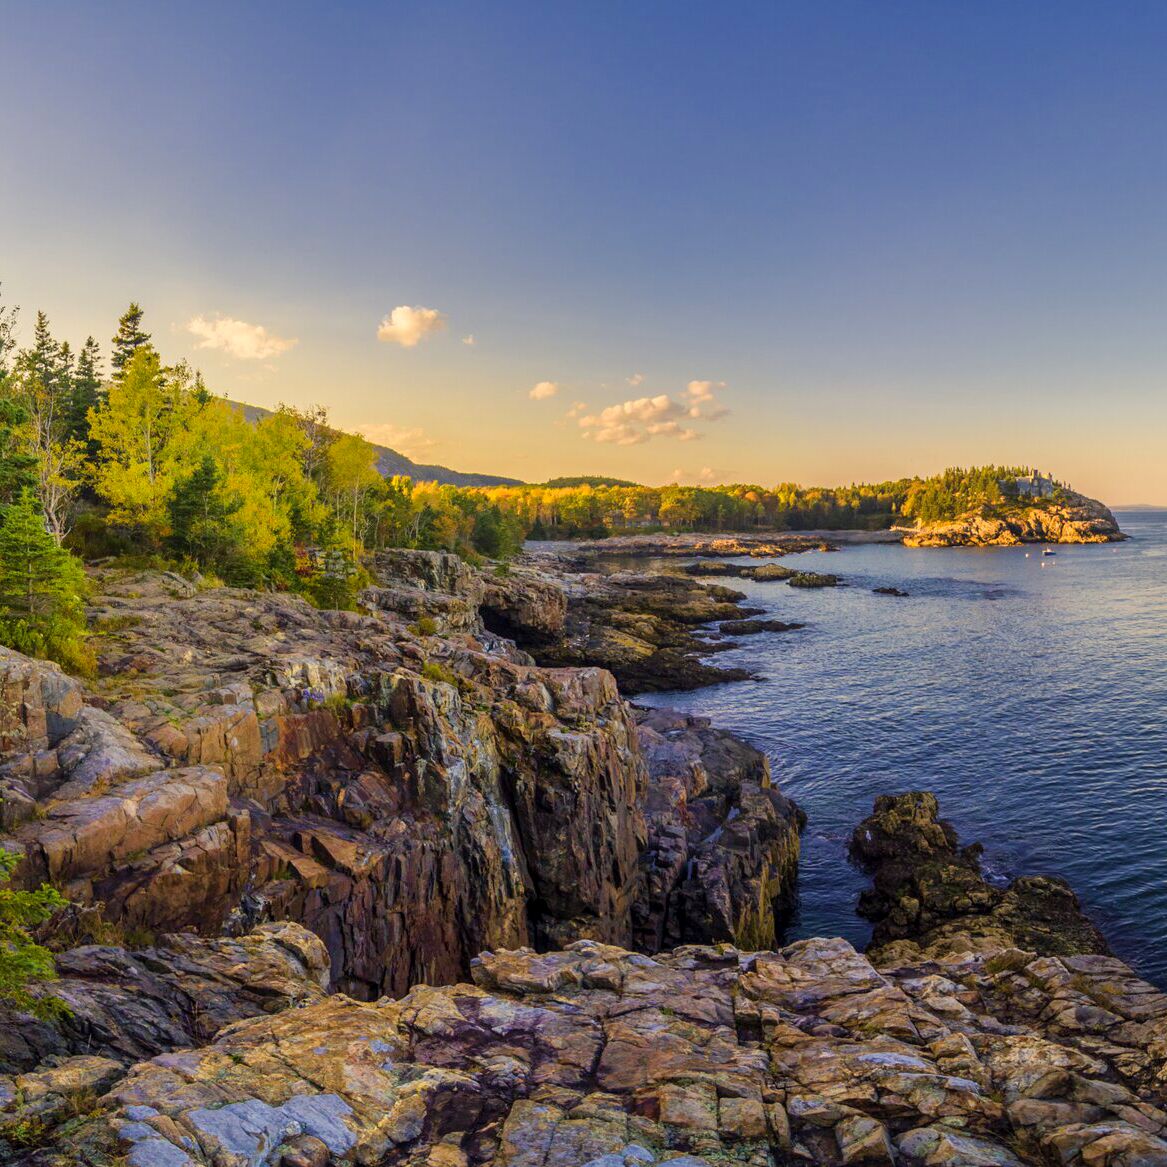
421;661;458;686
0;849;69;1019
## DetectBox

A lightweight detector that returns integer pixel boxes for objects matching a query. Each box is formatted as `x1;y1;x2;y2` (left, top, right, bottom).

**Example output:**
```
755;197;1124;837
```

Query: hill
231;401;522;487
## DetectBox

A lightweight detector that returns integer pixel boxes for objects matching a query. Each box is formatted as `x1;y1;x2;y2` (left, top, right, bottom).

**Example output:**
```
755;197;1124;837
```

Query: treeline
0;291;524;671
476;466;1057;539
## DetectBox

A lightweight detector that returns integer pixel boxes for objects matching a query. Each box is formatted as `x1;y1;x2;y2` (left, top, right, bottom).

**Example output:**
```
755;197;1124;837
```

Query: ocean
637;510;1167;985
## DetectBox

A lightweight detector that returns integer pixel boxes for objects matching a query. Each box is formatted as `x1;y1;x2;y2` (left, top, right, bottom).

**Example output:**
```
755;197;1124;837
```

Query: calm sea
636;510;1167;985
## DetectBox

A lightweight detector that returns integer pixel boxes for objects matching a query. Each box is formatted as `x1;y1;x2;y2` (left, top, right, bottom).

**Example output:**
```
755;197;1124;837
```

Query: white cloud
186;315;297;360
355;422;437;459
529;380;560;400
684;379;730;420
627;372;645;387
376;305;447;347
669;466;719;483
565;400;589;419
462;334;476;346
575;386;724;445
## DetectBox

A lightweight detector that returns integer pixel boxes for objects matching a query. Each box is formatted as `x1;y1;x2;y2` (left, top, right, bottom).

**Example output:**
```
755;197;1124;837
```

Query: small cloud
529;380;560;400
575;392;712;445
565;400;589;419
187;314;297;360
684;379;730;420
355;422;437;459
627;372;645;387
377;305;447;347
669;466;718;483
462;334;476;346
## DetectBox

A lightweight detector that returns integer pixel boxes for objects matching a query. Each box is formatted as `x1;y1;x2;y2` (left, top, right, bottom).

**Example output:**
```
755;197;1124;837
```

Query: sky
2;3;1166;503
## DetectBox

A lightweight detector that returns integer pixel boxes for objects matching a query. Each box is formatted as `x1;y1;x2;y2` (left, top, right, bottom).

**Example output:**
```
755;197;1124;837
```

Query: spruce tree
0;490;90;672
0;848;66;1020
68;336;103;443
0;399;36;505
110;302;151;379
167;455;238;566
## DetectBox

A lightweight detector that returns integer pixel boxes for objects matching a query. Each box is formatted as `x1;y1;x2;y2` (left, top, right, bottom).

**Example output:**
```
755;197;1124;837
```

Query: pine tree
67;336;103;444
110;302;151;379
0;848;67;1020
167;454;238;565
0;490;91;673
0;398;36;505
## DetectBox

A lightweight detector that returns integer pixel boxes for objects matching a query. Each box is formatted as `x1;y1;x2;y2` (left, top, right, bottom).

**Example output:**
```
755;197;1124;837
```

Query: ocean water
636;510;1167;985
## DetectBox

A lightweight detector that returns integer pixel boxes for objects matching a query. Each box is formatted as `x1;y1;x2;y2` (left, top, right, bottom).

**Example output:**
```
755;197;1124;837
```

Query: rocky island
902;486;1125;548
1;547;1165;1167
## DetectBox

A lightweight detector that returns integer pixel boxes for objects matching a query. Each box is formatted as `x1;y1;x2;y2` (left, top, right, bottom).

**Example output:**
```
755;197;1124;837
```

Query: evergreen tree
166;454;239;565
110;302;151;379
0;398;36;505
0;490;91;673
67;336;103;443
10;313;85;542
0;848;67;1020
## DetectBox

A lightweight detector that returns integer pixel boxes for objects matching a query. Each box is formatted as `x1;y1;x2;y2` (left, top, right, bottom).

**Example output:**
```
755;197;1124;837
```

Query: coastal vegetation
0;283;1084;671
482;465;1065;538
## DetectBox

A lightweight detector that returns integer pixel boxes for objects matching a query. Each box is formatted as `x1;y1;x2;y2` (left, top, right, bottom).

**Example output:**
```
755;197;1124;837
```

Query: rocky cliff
4;551;1165;1167
1;555;800;1009
902;490;1125;547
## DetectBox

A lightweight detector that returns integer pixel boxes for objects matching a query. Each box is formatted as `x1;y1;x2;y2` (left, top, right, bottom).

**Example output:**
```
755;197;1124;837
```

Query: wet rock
787;570;841;588
717;619;804;635
851;793;1110;962
873;587;909;597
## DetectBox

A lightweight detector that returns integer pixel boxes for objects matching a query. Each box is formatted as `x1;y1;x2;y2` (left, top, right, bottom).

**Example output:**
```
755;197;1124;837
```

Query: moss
421;661;458;686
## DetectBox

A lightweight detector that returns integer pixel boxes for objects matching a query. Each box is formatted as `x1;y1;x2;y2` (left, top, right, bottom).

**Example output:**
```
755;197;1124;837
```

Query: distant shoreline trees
0;283;1072;674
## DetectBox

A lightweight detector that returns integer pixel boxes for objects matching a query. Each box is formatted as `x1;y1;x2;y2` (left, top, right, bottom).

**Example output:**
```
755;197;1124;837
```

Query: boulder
851;792;1110;962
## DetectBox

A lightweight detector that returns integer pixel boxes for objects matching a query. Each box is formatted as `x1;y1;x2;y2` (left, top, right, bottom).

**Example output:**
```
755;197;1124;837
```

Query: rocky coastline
902;491;1126;547
1;545;1163;1166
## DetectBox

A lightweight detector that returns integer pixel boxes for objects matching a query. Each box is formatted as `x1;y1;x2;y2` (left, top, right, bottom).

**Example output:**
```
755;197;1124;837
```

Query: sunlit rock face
903;490;1125;546
2;552;799;1011
27;938;1167;1167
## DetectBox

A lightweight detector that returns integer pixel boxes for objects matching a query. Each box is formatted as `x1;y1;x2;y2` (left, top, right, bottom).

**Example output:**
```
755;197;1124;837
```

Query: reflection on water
636;510;1167;986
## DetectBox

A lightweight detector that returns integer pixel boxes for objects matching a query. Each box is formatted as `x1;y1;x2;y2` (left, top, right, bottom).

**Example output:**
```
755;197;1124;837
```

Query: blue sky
2;3;1166;500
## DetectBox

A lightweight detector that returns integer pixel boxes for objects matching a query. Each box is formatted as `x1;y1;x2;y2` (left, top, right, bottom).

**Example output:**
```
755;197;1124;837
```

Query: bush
0;849;68;1019
0;491;94;674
